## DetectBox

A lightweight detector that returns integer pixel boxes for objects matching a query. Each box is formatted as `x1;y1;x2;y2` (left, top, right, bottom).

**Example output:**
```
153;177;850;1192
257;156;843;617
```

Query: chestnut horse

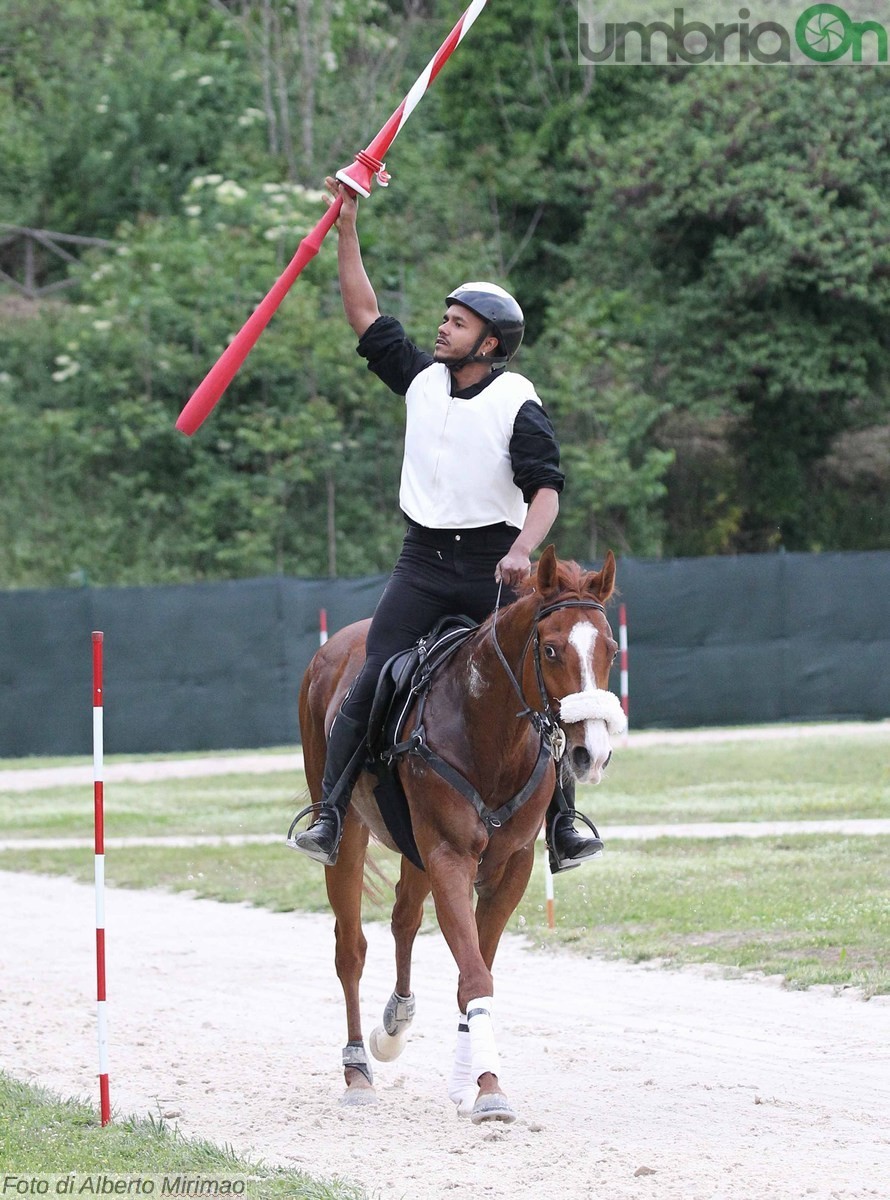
295;545;625;1123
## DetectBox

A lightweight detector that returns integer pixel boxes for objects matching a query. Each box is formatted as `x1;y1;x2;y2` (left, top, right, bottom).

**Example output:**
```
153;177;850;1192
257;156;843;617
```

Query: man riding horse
289;178;604;872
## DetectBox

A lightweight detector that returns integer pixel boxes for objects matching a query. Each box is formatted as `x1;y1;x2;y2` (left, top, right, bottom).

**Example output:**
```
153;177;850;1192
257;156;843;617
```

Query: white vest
399;363;541;530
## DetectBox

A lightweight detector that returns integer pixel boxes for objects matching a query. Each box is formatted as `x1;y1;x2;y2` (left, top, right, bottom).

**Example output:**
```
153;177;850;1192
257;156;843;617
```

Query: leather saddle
367;614;479;759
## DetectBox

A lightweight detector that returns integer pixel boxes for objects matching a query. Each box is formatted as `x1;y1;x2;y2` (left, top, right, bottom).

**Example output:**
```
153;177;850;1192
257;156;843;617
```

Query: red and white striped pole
92;631;111;1126
319;608;328;647
176;0;489;436
618;603;629;745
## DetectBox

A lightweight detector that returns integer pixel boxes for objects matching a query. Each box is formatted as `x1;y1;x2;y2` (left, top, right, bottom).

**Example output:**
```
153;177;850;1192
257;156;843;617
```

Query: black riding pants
339;523;517;729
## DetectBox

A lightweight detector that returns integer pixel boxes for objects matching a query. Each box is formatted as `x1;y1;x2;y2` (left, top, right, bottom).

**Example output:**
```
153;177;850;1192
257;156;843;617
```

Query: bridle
490;583;608;762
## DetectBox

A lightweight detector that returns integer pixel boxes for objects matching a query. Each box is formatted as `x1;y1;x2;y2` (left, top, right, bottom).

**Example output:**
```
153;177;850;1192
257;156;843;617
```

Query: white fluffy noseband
559;688;627;736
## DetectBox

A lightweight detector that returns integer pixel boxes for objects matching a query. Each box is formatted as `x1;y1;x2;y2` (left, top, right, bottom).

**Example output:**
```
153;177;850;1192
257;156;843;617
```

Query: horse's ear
588;548;617;602
535;544;559;597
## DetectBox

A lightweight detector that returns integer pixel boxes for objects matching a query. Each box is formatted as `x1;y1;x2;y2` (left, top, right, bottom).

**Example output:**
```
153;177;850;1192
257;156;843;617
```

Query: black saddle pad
365;614;479;872
371;758;424;871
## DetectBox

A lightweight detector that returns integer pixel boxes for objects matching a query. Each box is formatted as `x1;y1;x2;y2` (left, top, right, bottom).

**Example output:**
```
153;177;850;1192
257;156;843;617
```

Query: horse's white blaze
569;621;598;692
568;620;612;783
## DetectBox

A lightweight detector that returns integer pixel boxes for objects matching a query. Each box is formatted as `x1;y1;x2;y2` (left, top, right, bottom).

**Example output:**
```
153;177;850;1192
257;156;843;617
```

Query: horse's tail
362;843;396;907
287;780;395;906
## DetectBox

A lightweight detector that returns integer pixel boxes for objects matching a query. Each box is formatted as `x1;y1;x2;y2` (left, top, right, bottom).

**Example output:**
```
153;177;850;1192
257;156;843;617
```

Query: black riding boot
289;711;367;866
546;772;604;874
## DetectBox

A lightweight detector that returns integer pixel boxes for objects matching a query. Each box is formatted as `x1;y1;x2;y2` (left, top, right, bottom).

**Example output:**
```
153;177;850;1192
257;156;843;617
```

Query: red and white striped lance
92;631;111;1127
176;0;490;437
319;607;329;647
337;0;489;197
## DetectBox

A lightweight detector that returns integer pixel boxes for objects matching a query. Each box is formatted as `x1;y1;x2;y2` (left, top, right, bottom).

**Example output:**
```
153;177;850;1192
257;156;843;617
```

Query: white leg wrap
467;996;500;1081
447;1014;477;1116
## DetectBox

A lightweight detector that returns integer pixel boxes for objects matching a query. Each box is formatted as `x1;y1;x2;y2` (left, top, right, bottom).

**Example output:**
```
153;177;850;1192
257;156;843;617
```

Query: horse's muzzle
566;729;613;785
570;744;592;776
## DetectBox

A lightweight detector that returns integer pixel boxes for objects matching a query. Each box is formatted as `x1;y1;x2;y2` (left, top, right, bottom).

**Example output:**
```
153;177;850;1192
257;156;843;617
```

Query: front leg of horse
450;843;538;1122
425;845;517;1125
370;859;429;1063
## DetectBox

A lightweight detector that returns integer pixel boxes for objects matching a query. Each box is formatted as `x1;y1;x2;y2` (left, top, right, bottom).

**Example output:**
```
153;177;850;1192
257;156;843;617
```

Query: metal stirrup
286;801;343;844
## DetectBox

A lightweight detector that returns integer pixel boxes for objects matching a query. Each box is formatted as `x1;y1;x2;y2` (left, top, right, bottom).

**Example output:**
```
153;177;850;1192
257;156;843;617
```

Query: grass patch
2;731;888;994
0;775;303;840
517;835;890;996
580;735;890;824
3;733;887;842
0;747;295;771
0;1072;364;1199
0;842;350;915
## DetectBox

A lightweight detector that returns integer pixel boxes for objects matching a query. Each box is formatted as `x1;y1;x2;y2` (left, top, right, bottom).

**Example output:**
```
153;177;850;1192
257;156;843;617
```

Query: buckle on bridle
548;726;567;761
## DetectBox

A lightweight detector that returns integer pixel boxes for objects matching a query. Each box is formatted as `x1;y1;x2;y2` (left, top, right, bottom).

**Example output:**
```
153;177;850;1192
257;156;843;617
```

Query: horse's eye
543;644;558;661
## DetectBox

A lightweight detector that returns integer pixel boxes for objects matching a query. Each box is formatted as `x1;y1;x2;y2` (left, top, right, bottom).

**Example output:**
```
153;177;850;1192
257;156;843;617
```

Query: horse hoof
470;1093;517;1125
340;1086;378;1107
370;1024;408;1062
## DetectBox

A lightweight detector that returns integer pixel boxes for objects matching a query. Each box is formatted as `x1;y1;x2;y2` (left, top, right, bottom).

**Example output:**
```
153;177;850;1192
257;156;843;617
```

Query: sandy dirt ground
2;868;889;1200
2;721;888;794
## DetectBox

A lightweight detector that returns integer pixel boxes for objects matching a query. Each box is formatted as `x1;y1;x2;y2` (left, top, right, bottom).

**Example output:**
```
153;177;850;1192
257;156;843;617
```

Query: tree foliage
563;68;890;553
1;1;889;586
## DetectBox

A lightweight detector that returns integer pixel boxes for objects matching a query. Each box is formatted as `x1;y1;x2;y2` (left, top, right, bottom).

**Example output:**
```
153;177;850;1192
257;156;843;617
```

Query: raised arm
326;178;381;339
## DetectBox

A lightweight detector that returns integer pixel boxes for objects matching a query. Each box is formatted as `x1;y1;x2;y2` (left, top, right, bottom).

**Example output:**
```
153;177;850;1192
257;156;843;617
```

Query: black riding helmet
445;282;524;369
